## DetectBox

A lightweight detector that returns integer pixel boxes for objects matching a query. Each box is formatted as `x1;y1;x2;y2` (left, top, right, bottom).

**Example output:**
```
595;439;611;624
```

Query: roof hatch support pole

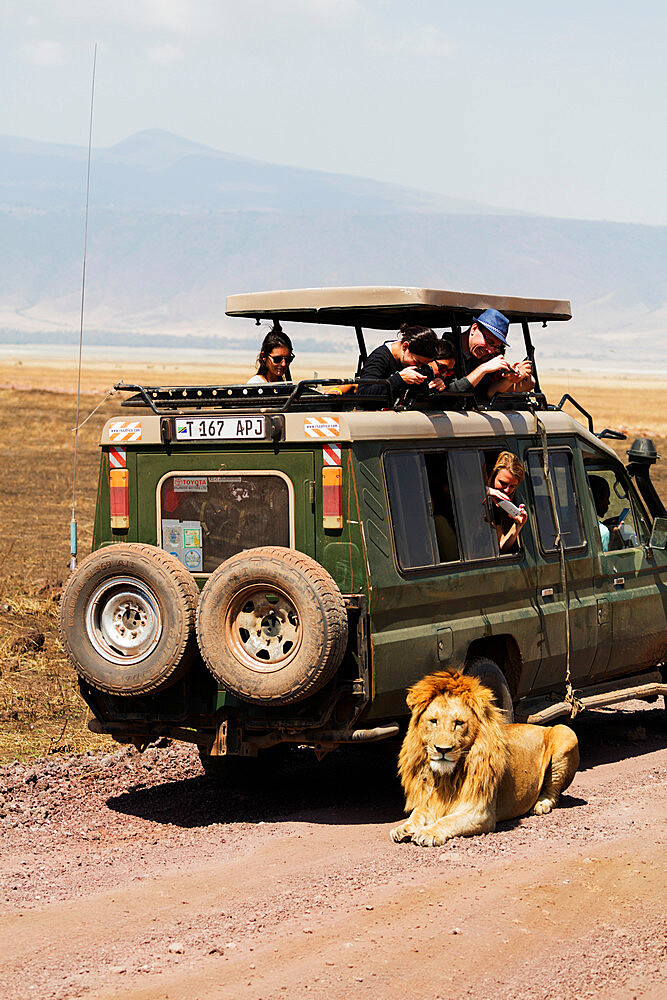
355;325;367;378
521;319;541;395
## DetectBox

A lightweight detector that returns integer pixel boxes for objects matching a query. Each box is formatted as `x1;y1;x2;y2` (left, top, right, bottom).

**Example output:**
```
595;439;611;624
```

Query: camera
495;497;523;519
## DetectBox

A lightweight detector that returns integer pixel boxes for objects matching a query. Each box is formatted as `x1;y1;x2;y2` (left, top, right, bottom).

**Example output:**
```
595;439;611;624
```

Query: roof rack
115;380;548;416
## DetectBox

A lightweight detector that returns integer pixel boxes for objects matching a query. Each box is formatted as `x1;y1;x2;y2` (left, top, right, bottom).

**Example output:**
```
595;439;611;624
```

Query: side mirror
649;516;667;550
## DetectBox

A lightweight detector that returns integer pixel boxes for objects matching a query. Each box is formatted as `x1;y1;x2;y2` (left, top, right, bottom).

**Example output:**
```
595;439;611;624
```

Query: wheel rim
224;584;301;674
85;576;162;665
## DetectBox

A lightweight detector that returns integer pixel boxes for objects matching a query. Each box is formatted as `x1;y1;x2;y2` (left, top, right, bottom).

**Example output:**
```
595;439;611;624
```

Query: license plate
174;416;268;441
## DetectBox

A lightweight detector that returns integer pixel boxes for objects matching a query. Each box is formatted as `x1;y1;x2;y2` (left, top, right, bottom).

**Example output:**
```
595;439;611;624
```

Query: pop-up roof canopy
225;286;572;330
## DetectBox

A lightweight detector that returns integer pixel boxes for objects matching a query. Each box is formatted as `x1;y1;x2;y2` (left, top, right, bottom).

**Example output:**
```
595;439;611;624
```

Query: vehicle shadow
107;743;404;829
106;704;664;830
569;704;665;771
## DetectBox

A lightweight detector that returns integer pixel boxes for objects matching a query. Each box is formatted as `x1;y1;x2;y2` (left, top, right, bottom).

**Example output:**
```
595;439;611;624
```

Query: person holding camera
458;309;535;400
357;324;439;396
486;451;528;553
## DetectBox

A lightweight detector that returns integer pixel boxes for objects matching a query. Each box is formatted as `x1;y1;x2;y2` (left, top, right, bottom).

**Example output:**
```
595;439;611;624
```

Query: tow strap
536;416;583;718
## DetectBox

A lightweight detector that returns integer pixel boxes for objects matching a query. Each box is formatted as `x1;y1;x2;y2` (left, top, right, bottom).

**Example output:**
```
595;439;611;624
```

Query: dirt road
1;702;665;1000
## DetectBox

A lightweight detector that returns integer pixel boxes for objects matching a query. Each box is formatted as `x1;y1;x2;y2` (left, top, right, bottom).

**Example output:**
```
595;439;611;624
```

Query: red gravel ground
0;701;665;1000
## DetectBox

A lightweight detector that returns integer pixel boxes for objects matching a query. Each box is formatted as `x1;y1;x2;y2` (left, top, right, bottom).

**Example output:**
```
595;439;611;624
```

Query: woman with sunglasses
247;326;295;384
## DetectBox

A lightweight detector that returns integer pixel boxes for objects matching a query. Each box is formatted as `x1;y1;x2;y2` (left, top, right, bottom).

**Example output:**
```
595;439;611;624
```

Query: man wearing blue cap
451;308;534;399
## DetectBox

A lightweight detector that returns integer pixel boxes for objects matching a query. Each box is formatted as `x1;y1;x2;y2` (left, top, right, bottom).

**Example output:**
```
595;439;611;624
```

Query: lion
390;670;579;847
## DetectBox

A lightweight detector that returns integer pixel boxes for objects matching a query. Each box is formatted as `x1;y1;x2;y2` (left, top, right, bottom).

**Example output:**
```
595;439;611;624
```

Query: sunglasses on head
268;353;294;364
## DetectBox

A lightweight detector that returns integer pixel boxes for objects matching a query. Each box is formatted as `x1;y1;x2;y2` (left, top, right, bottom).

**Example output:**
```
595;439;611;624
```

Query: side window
424;454;461;563
385;448;523;572
585;466;650;551
527;449;584;552
447;450;498;561
385;452;439;570
159;473;290;573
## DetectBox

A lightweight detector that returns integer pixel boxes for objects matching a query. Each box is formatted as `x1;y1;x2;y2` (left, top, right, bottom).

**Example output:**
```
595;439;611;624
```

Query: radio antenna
70;43;97;572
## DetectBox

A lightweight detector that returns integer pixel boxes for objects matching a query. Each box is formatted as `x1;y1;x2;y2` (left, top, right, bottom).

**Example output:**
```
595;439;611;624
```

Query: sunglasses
268;353;294;364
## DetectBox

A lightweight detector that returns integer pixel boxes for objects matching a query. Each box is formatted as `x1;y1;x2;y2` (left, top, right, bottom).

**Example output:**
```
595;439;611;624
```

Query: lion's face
417;694;479;777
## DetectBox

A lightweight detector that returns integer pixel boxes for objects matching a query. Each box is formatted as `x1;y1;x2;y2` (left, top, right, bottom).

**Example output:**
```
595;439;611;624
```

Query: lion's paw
390;824;415;843
532;799;554;815
412;828;449;848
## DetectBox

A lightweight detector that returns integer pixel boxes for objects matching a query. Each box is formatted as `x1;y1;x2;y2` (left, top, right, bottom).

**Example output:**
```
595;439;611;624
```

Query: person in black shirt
357;324;438;398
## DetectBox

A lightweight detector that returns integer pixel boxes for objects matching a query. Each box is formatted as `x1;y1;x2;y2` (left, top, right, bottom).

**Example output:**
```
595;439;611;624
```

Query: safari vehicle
59;287;667;774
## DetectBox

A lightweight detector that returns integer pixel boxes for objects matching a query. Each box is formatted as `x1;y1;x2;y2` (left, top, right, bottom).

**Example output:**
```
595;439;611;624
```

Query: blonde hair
490;451;525;484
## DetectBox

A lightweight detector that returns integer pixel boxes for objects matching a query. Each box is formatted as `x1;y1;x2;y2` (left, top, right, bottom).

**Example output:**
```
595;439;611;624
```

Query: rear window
159;473;289;573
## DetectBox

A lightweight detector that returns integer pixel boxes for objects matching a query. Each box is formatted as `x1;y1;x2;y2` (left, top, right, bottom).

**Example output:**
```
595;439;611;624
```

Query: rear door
139;448;316;578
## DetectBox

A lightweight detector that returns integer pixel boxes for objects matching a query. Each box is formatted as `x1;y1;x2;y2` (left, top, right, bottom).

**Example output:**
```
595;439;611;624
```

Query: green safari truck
59;287;667;774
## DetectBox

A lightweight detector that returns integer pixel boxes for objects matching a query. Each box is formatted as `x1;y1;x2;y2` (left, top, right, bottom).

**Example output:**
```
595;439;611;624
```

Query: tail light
109;468;130;530
322;466;343;530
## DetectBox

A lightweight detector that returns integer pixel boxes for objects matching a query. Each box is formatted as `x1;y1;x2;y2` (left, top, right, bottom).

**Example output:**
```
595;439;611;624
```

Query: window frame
526;445;587;557
383;445;525;576
583;459;652;550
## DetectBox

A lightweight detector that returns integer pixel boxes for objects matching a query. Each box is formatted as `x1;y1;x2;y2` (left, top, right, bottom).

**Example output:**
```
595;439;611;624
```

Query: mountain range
1;129;665;369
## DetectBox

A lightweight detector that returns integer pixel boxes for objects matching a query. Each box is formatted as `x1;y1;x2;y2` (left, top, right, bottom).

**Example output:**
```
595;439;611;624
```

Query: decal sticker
108;447;126;469
183;527;202;549
163;524;182;548
184;548;203;571
173;477;208;493
161;519;203;573
304;416;340;439
322;443;342;466
108;420;142;443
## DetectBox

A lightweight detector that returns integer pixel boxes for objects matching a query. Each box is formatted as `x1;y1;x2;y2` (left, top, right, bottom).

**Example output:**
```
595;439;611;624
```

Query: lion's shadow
495;791;587;834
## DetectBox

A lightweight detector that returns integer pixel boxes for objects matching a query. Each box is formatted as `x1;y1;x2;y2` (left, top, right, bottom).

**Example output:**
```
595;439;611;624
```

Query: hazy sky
3;1;666;224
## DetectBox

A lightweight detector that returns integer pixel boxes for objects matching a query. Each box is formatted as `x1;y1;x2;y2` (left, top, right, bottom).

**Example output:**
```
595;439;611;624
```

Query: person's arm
358;348;427;396
464;355;513;389
487;360;535;397
443;376;474;394
497;505;527;552
357;348;402;397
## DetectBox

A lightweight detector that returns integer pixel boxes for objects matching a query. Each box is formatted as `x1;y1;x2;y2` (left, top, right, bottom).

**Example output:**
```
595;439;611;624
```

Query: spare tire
59;544;200;695
197;546;348;706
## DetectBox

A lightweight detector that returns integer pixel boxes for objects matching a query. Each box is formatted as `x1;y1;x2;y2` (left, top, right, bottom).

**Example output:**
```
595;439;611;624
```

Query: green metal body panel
352;437;542;719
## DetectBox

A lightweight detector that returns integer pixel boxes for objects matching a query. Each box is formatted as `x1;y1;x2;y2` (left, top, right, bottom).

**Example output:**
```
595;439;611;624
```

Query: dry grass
0;363;665;764
540;374;667;496
0;387;119;763
0;591;115;762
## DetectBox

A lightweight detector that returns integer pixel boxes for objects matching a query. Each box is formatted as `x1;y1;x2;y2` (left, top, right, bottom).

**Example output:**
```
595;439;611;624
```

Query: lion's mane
398;669;509;816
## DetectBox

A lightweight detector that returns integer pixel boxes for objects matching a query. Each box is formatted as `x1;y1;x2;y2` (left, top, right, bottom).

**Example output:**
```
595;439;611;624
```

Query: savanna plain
0;355;665;1000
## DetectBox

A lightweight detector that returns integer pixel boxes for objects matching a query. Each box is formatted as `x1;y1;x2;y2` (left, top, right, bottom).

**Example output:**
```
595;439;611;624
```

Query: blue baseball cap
474;308;510;346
